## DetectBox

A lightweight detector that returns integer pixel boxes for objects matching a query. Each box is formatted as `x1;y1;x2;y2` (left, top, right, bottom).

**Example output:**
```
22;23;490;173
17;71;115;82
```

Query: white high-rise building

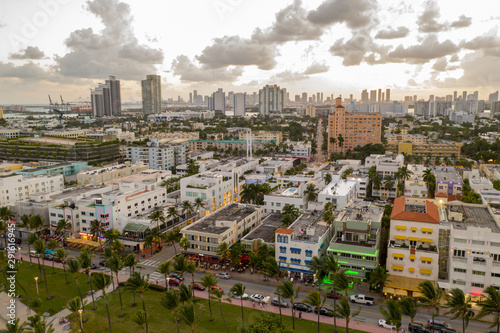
233;93;246;116
259;84;284;116
209;88;225;114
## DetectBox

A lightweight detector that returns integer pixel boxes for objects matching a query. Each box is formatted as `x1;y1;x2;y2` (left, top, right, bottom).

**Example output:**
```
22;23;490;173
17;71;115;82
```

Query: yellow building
238;130;283;144
386;142;461;159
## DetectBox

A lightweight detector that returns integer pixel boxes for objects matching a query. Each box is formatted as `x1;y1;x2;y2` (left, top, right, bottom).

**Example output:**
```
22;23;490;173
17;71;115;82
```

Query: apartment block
387;142;462;159
366;153;404;199
328;98;382;154
77;163;148;185
434;166;463;196
317;175;358;210
241;213;282;252
238;130;283;145
15;161;88;177
126;140;187;170
0;173;64;206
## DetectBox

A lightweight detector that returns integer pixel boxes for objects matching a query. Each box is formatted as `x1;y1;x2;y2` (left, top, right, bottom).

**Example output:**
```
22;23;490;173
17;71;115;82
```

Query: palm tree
55;248;70;284
156;261;173;290
67;259;86;322
131;311;147;333
89;219;104;242
337;134;344;154
395;165;413;196
56;219;72;238
173;254;188;279
92;273;112;333
104;229;120;246
305;291;326;333
149;210;165;229
211;288;231;333
150;227;161;252
369;266;390;293
167;206;179;224
304;183;319;202
27;233;39;267
443;288;474;333
230;283;247;333
200;273;219;322
335;271;351;297
417;280;443;333
166;229;182;256
179;280;194;305
307;256;327;292
278;279;300;330
324;173;332;184
18;214;32;257
379;299;403;333
107;254;125;317
126;272;150;333
194;197;205;216
47;239;59;274
334;297;362;333
217;242;230;264
26;313;54;333
329;137;337;152
79;248;96;310
180;237;190;252
400;297;417;326
185;261;198;298
33;239;51;300
161;288;181;333
182;200;194;218
178;303;203;333
2;317;28;333
124;253;139;307
29;214;44;235
477;285;500;333
68;297;85;333
263;257;287;323
144;235;154;257
324;254;342;333
383;175;395;195
423;168;436;198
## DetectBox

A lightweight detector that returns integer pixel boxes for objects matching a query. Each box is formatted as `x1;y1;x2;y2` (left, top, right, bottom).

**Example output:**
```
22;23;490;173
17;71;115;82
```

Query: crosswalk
148;272;163;283
138;259;160;267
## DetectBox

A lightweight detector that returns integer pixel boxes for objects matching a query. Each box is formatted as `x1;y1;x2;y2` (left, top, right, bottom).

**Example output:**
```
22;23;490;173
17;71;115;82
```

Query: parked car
190;282;205;291
45;254;54;261
44;249;56;256
168;278;182;286
216;272;231;279
228;291;249;299
326;291;342;299
270;297;288;308
292;302;312;312
99;260;107;267
250;294;267;303
314;306;335;317
408;322;430;333
350;294;374;305
426;319;455;332
53;257;64;263
210;285;223;293
29;250;40;258
379;319;396;329
169;273;184;281
90;263;97;269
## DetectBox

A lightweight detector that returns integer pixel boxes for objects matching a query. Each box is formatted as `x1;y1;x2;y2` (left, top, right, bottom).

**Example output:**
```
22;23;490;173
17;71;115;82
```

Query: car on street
210;285;223;293
378;319;396;329
314;306;335;317
426;319;455;332
326;291;342;299
44;249;56;256
270;297;288;308
90;263;97;269
250;294;268;303
190;282;205;291
216;272;231;279
408;322;430;333
228;291;249;299
168;277;182;286
292;302;312;312
99;260;107;267
169;273;184;281
44;254;54;261
29;250;40;258
53;257;64;263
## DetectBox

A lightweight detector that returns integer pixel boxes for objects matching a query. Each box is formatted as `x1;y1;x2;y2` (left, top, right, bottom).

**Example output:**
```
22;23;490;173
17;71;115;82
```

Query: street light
34;277;39;295
78;309;84;332
167;278;170;289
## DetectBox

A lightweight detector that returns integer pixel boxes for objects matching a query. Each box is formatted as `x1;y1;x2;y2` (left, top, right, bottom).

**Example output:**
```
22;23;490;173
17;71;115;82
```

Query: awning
290;248;301;252
286;267;313;274
393;253;404;258
279;256;287;260
421;257;433;262
66;238;100;247
420;269;432;275
392;265;404;270
422;228;434;233
408;237;419;241
409;267;415;272
411;227;417;231
121;239;142;246
413;291;423;298
280;246;286;249
395;235;406;240
386;274;428;292
395;225;407;230
383;287;395;294
394;289;407;296
410;255;416;260
421;238;432;243
123;222;149;233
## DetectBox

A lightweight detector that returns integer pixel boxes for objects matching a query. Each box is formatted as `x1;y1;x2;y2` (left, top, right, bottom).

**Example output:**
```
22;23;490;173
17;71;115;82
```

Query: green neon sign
345;270;359;275
328;249;378;257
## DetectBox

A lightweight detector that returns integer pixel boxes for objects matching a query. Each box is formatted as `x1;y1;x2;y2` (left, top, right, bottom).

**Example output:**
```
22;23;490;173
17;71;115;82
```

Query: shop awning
393;253;404;258
395;235;406;240
121;239;142;246
386;274;428;292
394;289;407;296
383;287;395;294
408;237;419;241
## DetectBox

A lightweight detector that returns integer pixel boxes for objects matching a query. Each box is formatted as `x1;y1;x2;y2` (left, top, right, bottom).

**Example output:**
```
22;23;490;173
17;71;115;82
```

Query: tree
2;317;29;333
104;229;120;246
305;291;326;333
47;239;59;274
67;259;86;322
278;279;300;330
180;237;190;252
304;183;318;202
417;280;443;333
144;235;154;257
443;288;474;333
333;297;361;333
79;248;97;310
211;288;231;333
56;219;72;238
33;239;51;300
166;229;182;256
341;168;354;180
126;272;150;333
124;253;139;305
167;206;179;224
149;210;165;229
337;134;344;154
194;197;205;215
27;233;39;267
324;173;332;184
89;219;104;242
263;257;287;323
29;214;44;235
369;266;390;293
477;285;500;333
92;273;112;333
131;311;147;333
182;200;194;218
186;261;198;298
107;254;125;317
173;253;188;279
200;273;219;322
18;214;33;262
161;288;181;333
247;313;295;333
383;175;395;194
324;254;342;333
27;313;54;333
178;303;203;333
157;260;173;289
217;242;230;264
186;159;199;176
379;299;403;333
230;282;247;333
423;168;436;198
400;297;417;325
307;256;327;292
55;248;70;284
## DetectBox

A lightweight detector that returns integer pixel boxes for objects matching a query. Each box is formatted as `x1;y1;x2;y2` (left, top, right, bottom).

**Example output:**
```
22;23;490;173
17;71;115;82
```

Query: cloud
171;55;243;82
451;15;472;28
303;62;330;74
57;0;163;79
431;57;448;71
417;0;446;33
307;0;378;29
375;26;410;39
271;61;330;82
330;33;391;66
0;62;51;80
9;46;46;60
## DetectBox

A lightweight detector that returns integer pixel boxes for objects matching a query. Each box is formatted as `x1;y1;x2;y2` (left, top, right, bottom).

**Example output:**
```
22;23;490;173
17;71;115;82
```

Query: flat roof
17;162;73;173
434;167;462;184
320;178;356;197
242;213;282;243
338;201;384;223
50;184;109;200
184;203;257;235
289;210;329;243
270;187;300;197
447;204;500;232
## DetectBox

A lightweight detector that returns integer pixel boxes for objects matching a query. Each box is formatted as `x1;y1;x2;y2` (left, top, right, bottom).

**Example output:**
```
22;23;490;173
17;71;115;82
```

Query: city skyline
1;0;500;104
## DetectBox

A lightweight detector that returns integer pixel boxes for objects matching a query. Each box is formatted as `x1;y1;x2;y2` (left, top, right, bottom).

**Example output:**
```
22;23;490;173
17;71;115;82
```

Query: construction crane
60;95;70;112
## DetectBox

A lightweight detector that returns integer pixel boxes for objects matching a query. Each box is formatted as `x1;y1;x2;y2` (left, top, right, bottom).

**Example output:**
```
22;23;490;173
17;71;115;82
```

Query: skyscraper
259;84;284;116
233;93;246;116
378;89;382;102
106;76;121;116
301;92;307;104
462;91;467;100
489;91;499;102
90;76;121;118
370;90;377;103
361;90;369;104
141;75;162;115
386;89;390;102
208;88;225;114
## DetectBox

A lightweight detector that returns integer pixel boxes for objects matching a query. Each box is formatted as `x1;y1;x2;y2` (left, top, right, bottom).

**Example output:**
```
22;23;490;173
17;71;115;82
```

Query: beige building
148;131;199;140
45;129;86;138
77;162;148;185
386;142;461;159
238;130;283;144
385;134;427;145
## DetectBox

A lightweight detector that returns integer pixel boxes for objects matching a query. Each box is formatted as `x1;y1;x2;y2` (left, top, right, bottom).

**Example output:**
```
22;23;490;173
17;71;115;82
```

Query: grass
0;260;90;315
71;287;369;333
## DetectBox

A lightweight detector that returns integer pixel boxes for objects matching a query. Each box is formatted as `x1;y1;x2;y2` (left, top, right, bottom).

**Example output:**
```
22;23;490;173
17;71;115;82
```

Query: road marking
140;259;160;267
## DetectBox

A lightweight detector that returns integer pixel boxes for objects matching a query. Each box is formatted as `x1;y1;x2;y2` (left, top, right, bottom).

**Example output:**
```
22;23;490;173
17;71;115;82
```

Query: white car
378;319;396;329
228;291;248;299
250;294;269;303
216;272;231;279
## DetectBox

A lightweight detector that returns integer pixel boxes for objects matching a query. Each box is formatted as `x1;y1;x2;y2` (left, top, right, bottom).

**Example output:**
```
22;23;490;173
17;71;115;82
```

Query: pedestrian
299;311;302;320
259;299;263;308
27;307;31;316
155;280;158;285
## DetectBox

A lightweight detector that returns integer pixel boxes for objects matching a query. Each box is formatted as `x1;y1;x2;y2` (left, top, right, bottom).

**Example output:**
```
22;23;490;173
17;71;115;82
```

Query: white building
317;175;357;210
233;93;246;116
126;139;187;170
365;153;404;199
404;177;428;198
77;163;148;185
0;173;64;206
0;129;20;139
264;186;308;214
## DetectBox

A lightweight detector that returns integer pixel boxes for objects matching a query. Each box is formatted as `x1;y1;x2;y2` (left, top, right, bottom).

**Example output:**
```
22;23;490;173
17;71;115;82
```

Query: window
305;250;312;257
280;247;286;254
453;249;465;257
352;254;363;260
492;272;500;278
50;213;56;217
454;238;466;243
454;268;466;273
290;249;301;255
472;240;485;245
453;280;466;286
340;253;351;258
472;283;484;288
472;270;485;276
493;254;500;262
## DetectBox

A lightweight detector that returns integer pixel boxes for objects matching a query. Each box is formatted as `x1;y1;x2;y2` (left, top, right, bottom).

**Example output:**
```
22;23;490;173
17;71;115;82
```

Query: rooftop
446;204;500;232
434;166;463;184
270;187;301;197
391;197;440;224
320;178;356;197
338;201;384;223
241;213;282;243
288;210;330;243
184;203;258;235
17;162;74;173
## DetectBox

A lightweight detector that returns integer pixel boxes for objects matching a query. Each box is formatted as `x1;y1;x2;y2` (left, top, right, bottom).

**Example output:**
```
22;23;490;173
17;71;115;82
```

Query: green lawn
1;260;90;315
72;287;368;333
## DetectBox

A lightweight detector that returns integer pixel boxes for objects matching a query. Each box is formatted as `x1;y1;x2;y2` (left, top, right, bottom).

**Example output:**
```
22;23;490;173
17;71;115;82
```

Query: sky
1;0;500;104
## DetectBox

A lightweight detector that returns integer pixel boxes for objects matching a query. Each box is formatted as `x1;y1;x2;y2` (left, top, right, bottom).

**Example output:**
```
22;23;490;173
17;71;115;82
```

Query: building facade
259;84;284;116
142;75;162;115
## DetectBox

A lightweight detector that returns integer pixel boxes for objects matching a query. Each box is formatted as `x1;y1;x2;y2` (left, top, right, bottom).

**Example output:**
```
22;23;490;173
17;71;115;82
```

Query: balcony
332;237;377;248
